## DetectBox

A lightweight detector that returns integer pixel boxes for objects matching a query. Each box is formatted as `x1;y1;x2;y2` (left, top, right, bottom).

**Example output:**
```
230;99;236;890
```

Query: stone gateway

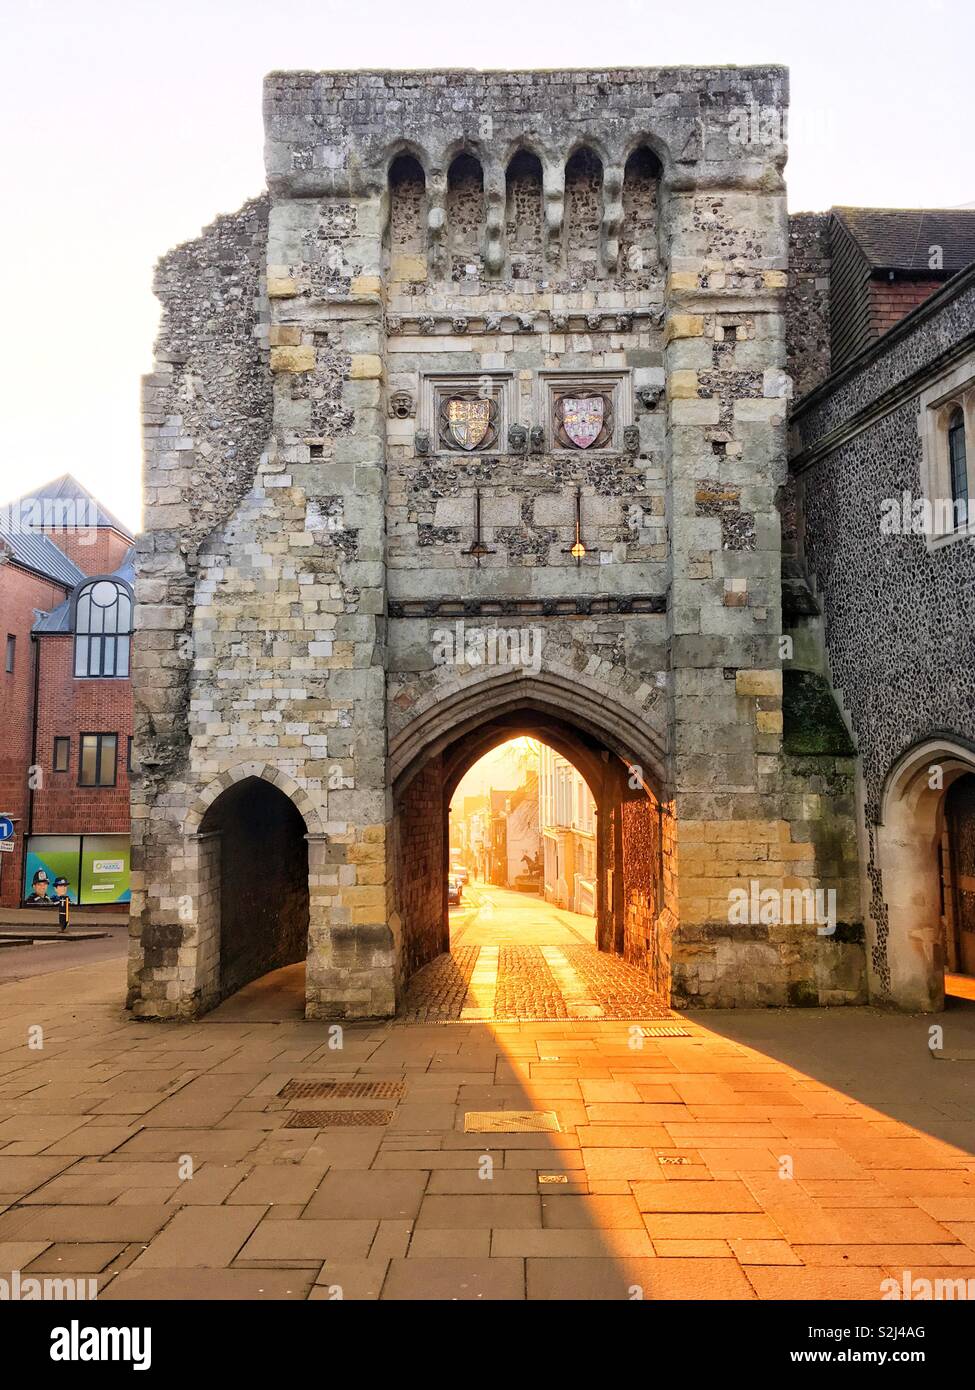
129;66;869;1021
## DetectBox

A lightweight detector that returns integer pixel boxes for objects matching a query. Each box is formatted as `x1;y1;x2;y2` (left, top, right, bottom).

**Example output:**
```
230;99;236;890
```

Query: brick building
539;743;597;915
0;475;135;911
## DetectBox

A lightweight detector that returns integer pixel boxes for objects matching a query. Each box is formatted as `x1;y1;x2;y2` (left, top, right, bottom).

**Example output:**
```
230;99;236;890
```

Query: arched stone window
505;150;543;281
387;153;427;282
620;146;660;283
73;577;132;678
565;147;603;276
446;152;484;282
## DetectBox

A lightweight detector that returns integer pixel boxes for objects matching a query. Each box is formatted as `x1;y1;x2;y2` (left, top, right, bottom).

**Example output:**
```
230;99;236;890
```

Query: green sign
80;835;131;905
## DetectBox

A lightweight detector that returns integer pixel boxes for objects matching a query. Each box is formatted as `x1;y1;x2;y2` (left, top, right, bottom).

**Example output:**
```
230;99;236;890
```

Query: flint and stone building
127;65;972;1021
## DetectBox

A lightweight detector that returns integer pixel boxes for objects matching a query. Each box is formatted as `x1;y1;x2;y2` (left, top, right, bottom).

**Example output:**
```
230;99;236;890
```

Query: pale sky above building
1;0;971;532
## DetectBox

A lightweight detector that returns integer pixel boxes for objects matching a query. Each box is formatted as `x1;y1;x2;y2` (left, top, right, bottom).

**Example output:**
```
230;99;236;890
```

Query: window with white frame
918;362;975;546
73;578;133;678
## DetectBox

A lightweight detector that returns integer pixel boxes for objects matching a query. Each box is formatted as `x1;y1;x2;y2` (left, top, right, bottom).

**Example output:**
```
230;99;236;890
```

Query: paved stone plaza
1;937;974;1300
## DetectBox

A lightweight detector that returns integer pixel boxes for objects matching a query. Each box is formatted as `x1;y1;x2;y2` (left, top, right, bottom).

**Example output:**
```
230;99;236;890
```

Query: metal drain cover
464;1110;561;1134
283;1109;393;1128
635;1024;692;1038
278;1079;405;1100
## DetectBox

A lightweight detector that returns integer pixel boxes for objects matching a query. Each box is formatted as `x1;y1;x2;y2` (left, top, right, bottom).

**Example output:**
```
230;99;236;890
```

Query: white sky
1;0;972;531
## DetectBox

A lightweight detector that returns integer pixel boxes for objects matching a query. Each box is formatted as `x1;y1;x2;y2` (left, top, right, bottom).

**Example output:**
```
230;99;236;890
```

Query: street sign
0;817;14;842
0;841;12;853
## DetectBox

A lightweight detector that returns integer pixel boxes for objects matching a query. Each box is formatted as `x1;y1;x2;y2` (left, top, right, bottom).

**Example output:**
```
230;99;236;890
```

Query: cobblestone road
400;884;672;1022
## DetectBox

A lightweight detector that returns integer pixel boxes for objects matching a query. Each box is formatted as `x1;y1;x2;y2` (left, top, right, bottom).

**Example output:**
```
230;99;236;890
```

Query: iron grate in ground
283;1109;393;1128
278;1079;405;1100
634;1024;693;1037
464;1110;561;1134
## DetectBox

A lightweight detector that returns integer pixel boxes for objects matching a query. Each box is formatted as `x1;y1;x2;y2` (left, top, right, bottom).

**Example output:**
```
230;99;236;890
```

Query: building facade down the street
539;742;596;914
0;476;135;912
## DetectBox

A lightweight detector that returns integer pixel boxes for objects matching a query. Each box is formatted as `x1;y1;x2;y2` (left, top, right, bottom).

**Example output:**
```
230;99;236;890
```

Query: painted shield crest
561;395;605;449
446;397;491;450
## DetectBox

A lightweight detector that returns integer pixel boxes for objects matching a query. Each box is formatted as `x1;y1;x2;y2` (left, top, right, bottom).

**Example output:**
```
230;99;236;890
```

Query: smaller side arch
875;735;975;1010
184;762;324;839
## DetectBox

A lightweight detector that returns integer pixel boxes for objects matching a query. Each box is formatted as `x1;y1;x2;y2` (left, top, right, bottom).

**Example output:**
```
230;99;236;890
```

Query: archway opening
197;776;310;1008
877;740;975;1010
944;772;975;994
392;704;675;1021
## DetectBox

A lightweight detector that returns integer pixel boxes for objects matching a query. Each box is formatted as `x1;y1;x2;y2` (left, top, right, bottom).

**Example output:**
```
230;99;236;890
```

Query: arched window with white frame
73;577;133;678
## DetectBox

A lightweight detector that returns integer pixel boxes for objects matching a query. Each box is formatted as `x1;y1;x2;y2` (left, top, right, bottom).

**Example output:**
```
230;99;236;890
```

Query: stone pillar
662;113;814;1005
266;184;396;1019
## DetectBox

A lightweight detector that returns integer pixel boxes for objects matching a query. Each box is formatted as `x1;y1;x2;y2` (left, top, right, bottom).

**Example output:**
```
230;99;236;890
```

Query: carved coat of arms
445;397;492;450
558;393;609;449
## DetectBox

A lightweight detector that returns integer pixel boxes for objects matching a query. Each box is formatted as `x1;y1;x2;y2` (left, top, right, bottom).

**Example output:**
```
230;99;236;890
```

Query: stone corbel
602;164;624;273
542;159;565;264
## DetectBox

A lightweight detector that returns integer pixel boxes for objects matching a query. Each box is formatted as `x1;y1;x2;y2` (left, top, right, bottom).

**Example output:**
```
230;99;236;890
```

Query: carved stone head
508;423;529;454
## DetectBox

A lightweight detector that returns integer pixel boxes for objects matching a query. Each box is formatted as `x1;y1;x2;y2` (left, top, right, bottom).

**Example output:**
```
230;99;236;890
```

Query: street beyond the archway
401;883;672;1022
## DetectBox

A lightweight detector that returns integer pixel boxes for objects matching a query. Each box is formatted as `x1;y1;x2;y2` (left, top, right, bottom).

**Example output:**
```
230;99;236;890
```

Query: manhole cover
283;1109;393;1128
278;1080;405;1100
464;1111;561;1134
635;1024;692;1038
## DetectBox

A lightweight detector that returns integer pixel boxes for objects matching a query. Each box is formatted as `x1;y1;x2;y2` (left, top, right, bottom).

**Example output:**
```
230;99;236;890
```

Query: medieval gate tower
129;67;864;1020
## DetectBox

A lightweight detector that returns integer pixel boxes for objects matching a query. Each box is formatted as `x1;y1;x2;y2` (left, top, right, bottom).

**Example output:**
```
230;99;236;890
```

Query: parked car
447;874;463;905
449;862;469;885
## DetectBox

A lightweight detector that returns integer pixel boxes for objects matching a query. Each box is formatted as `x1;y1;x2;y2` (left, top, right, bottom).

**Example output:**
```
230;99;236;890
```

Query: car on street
447;874;463;905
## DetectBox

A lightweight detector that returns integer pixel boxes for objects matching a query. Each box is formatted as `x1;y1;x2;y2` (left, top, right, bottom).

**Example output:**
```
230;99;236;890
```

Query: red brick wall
39;527;131;577
868;277;942;339
32;635;133;837
0;563;71;906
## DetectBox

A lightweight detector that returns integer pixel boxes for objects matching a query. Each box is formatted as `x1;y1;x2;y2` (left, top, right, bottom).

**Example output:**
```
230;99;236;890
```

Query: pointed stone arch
390;665;669;799
389;666;675;1002
184;761;324;839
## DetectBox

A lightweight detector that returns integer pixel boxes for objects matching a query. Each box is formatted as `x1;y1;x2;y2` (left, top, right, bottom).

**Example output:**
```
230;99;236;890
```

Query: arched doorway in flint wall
876;738;975;1010
196;776;310;1009
389;675;675;1017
